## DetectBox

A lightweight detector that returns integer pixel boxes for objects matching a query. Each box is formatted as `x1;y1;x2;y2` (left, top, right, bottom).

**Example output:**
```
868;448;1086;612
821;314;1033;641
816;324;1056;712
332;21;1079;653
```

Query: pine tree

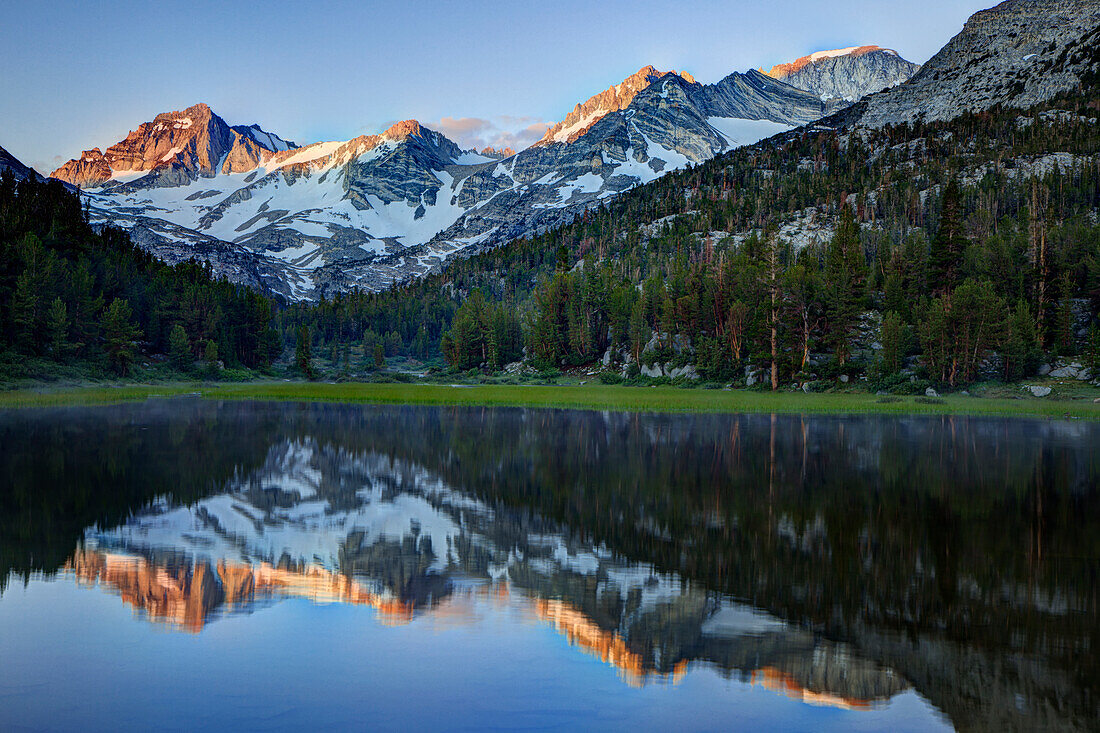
362;329;380;367
413;326;430;359
102;298;142;376
1084;323;1100;374
1053;272;1075;355
203;339;220;375
168;324;191;372
783;263;819;374
1004;301;1041;380
762;236;782;390
929;178;967;297
340;346;351;379
879;311;903;375
882;272;907;321
823;206;866;366
11;271;39;353
46;297;69;361
295;324;315;380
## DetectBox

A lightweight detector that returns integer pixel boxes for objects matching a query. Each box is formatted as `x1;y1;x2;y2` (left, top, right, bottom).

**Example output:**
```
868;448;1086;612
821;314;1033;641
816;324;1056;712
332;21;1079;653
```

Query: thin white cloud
423;115;551;152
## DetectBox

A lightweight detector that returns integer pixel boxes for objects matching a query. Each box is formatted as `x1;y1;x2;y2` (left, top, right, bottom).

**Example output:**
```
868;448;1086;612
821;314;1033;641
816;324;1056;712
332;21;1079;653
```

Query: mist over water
1;401;1096;731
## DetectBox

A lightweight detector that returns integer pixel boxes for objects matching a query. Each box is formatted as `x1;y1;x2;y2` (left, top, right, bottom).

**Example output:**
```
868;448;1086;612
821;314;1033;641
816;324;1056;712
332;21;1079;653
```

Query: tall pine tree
929;178;967;297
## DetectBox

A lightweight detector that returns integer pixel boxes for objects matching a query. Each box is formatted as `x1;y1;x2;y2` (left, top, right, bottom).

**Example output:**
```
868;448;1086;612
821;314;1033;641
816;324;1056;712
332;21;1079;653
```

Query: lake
1;400;1097;731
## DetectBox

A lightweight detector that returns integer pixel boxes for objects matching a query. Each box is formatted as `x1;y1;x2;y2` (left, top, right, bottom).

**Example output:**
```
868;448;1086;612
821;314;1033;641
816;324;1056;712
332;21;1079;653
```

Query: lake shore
1;381;1099;418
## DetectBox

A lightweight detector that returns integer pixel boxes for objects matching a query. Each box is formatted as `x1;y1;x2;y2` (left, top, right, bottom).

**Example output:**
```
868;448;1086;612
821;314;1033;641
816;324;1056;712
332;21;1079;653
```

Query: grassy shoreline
0;381;1098;418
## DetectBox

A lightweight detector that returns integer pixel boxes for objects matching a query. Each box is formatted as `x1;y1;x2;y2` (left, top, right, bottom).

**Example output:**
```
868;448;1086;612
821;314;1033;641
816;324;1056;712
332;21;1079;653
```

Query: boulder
925;387;939;398
1026;385;1052;397
1049;362;1082;379
667;364;699;380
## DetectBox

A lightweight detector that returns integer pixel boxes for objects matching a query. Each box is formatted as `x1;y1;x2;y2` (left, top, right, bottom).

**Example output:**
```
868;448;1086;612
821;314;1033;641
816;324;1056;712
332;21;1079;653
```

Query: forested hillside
282;85;1100;390
4;63;1099;393
0;174;279;380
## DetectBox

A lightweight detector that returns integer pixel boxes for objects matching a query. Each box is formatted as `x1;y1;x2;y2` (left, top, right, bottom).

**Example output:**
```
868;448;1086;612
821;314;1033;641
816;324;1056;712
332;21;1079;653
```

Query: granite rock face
764;46;920;102
51;103;295;188
478;147;515;159
851;0;1100;127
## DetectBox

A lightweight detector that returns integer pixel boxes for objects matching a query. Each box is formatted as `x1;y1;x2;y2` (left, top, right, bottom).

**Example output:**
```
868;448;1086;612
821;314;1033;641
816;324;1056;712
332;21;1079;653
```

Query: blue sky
1;0;992;173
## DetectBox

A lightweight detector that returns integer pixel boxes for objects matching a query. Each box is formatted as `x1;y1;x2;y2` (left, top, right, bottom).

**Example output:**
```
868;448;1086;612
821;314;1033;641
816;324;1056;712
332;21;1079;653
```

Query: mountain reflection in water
60;437;904;704
1;401;1097;731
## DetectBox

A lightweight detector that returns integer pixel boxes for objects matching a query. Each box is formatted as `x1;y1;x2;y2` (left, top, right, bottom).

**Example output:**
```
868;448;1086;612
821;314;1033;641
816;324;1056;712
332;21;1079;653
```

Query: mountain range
18;49;907;299
8;0;1099;301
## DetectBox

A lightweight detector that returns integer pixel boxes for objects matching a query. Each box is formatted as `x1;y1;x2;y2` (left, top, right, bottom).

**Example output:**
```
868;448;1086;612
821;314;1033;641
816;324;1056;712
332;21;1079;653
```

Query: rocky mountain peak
764;46;888;78
479;146;515;159
68;56;852;300
763;45;919;102
536;65;696;146
853;0;1100;127
51;103;293;187
150;101;214;125
382;119;430;141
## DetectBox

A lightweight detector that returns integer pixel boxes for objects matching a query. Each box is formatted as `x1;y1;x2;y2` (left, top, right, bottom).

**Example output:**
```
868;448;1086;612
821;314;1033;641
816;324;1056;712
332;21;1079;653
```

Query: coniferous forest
0;174;279;380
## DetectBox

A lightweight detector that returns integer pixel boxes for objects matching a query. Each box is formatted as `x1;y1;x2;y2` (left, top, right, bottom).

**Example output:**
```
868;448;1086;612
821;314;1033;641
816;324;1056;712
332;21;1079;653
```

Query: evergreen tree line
512;179;1100;388
0;174;280;377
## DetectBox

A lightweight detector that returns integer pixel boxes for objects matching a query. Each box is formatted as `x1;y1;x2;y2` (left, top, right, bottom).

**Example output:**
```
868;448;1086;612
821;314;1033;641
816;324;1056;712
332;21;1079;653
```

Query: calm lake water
1;401;1097;732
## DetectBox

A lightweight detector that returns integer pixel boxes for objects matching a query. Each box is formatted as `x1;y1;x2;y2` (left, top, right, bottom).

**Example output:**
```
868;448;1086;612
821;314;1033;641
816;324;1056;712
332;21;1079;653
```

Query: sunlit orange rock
66;549;413;631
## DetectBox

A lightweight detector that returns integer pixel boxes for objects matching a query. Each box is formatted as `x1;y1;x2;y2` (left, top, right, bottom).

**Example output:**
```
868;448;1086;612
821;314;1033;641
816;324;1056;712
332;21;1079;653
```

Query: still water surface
1;401;1097;731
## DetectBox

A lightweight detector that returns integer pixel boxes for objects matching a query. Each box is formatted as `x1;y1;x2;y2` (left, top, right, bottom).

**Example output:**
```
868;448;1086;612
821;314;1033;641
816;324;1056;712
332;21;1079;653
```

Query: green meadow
1;381;1097;419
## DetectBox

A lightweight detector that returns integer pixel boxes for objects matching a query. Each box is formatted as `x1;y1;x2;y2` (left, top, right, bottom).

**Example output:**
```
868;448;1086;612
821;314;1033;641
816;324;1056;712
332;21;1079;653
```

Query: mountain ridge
0;144;45;183
50;0;1093;304
56;63;841;299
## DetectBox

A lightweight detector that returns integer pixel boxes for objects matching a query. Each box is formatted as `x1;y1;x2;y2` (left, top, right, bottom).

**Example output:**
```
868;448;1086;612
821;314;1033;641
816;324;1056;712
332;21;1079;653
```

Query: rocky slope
56;67;840;299
0;144;43;182
851;0;1100;127
764;46;919;102
421;68;841;260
